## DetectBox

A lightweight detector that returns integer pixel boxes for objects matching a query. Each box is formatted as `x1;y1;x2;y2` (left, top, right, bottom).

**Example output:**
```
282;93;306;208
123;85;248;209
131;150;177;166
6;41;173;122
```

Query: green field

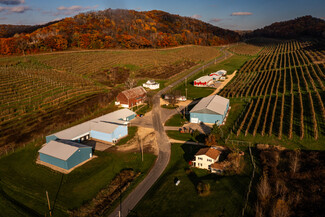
131;143;254;217
0;142;156;216
164;114;187;126
172;54;252;99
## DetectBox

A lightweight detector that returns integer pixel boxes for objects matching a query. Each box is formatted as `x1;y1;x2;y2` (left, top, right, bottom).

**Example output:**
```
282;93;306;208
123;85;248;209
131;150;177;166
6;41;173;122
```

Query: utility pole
185;87;188;118
141;138;144;162
46;191;52;216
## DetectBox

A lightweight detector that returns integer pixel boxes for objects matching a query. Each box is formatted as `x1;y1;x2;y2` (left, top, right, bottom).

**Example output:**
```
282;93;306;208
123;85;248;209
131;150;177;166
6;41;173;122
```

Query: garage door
191;117;199;123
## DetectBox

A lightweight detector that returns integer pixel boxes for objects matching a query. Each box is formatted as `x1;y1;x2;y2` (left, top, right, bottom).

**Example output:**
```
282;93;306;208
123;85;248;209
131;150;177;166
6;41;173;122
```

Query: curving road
108;46;231;217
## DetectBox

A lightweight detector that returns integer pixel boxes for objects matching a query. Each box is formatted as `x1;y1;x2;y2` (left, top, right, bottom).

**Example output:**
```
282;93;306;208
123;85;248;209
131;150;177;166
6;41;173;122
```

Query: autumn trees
0;9;239;55
256;148;325;217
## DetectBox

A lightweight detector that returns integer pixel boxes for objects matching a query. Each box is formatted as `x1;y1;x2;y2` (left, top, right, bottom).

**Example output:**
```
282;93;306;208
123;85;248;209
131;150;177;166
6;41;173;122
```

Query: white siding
193;154;219;170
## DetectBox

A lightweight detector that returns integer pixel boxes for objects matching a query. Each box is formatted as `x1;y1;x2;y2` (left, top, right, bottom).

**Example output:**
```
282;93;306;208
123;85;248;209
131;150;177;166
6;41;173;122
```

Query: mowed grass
166;131;206;143
173;54;252;99
0;143;156;216
132;143;253;217
165;114;187;126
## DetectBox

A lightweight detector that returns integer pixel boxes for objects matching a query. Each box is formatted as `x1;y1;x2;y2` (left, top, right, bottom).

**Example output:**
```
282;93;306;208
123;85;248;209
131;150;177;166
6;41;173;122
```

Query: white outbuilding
143;80;160;90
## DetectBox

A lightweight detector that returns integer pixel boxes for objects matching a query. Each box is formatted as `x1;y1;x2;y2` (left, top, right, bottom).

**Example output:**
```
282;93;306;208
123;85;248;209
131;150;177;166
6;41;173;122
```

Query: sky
0;0;324;30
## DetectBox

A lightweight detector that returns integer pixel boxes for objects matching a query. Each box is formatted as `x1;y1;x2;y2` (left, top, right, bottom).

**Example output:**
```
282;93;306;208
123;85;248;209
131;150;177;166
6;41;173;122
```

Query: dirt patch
70;169;140;217
160;98;192;107
110;127;159;155
136;60;196;79
210;70;237;95
92;67;130;86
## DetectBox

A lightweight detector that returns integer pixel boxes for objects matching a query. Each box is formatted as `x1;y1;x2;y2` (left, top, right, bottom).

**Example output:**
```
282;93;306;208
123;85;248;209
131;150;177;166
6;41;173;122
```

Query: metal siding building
45;109;135;143
66;147;93;169
190;95;230;124
40;109;135;170
39;141;92;170
39;153;68;169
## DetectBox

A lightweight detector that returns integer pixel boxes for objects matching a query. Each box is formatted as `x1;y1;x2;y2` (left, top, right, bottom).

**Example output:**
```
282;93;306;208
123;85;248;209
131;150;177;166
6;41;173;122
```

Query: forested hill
251;16;325;38
0;9;240;55
0;20;60;38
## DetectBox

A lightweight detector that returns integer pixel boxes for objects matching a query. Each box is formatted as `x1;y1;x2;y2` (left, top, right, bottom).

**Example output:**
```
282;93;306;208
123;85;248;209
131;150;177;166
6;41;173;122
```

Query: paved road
108;46;231;217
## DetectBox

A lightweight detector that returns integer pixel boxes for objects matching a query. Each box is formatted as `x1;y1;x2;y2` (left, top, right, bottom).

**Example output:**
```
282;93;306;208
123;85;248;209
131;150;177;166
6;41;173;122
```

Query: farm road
109;46;231;217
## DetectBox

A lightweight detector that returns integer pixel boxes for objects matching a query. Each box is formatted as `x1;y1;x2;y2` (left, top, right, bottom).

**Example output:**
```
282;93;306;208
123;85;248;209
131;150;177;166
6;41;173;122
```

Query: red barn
115;86;147;108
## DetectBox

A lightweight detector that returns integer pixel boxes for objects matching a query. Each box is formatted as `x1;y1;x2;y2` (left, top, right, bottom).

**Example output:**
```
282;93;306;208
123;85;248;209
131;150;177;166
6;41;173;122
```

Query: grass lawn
136;104;152;115
173;55;252;99
165;114;187;126
116;126;138;146
0;143;156;216
166;131;206;143
131;143;254;217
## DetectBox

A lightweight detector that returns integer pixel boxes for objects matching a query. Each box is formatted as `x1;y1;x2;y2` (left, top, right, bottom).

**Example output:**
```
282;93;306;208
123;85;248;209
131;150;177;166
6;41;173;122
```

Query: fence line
242;143;256;217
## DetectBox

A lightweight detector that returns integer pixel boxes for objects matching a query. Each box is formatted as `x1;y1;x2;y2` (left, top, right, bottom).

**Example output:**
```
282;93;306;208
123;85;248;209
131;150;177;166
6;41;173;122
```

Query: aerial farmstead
143;80;160;90
115;86;147;108
194;70;227;87
190;94;230;125
38;109;136;172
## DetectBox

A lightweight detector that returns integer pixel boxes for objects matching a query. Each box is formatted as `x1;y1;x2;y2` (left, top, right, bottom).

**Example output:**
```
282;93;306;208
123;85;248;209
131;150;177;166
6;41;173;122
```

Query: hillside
251;16;325;38
0;9;240;55
0;20;60;38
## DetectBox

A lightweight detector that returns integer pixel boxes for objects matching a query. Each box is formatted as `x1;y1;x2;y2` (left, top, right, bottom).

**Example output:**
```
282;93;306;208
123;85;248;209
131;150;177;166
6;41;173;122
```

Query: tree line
0;9;240;55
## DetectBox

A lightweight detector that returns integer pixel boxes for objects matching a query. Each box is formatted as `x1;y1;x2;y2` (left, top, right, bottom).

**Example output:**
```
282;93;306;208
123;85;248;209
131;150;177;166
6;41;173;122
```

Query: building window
198;157;203;160
207;159;212;162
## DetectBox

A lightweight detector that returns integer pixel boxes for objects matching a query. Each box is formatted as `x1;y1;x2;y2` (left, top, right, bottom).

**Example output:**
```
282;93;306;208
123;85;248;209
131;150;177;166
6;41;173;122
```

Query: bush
197;182;210;196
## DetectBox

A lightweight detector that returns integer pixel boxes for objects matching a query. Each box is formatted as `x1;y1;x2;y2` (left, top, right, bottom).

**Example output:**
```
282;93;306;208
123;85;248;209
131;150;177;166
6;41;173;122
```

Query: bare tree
271;198;290;217
290;149;300;175
255;202;264;217
275;180;288;196
16;37;28;56
257;173;271;203
124;78;137;89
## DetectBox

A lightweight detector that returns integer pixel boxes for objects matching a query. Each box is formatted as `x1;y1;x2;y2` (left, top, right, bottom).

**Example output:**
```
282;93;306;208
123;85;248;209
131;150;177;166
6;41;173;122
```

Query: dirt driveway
110;127;159;155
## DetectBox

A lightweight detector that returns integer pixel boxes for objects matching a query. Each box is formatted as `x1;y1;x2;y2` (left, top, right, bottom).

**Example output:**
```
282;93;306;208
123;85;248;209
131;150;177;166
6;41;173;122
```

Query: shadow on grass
0;182;42;217
52;174;64;215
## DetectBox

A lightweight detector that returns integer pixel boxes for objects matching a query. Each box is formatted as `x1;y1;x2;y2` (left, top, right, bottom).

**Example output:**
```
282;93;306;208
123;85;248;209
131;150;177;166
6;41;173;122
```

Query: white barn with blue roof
190;95;230;125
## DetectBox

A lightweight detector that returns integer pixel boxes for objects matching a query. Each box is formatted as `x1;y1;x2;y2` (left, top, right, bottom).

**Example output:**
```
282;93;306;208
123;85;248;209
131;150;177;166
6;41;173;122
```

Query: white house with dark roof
192;147;221;170
189;95;230;124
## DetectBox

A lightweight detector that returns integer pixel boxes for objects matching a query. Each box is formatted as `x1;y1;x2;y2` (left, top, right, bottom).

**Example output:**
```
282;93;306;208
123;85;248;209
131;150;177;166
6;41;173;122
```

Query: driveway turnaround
108;46;231;217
